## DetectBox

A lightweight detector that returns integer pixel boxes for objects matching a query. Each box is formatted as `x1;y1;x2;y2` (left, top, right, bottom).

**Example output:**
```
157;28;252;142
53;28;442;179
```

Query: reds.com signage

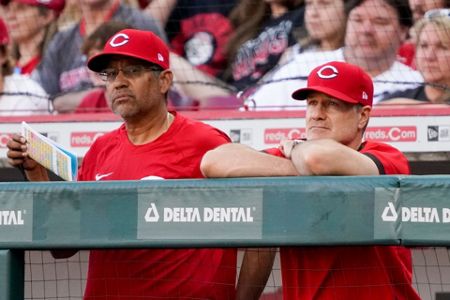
264;126;417;144
264;128;306;144
364;126;417;142
71;132;106;147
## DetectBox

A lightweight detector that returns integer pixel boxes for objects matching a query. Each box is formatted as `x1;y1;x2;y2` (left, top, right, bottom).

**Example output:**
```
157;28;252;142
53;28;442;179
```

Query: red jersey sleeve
262;147;285;157
360;140;410;175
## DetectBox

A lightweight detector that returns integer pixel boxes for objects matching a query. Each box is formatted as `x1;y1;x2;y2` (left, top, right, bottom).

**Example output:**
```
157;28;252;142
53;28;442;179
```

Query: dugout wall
1;176;450;299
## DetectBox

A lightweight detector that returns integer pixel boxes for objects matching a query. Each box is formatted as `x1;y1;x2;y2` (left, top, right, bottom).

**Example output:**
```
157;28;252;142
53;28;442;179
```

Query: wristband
291;139;304;150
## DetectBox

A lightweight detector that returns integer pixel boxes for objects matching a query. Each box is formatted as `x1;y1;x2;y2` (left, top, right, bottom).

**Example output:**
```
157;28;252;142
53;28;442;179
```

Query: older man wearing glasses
6;29;237;300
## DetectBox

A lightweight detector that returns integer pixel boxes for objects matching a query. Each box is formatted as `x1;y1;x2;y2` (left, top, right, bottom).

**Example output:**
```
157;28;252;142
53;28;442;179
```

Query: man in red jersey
6;29;236;299
201;61;421;299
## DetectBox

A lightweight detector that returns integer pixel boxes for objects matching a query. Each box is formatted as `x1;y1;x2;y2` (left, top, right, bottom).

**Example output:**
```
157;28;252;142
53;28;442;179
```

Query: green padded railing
1;175;450;299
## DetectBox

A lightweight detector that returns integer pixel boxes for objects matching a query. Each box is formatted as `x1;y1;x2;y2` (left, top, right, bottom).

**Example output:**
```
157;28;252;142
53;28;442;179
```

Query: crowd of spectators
248;0;424;108
0;0;448;115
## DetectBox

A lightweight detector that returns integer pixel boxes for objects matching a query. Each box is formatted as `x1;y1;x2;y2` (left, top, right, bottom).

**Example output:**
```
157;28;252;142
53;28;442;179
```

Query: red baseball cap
88;29;170;72
291;61;374;107
0;0;66;14
0;19;8;46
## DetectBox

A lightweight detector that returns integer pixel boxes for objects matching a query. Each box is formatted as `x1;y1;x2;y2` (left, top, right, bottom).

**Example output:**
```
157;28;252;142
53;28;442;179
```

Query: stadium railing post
0;250;24;300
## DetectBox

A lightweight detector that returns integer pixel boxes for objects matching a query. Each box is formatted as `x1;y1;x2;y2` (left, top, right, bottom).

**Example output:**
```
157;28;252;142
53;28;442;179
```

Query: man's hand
6;134;38;170
6;134;49;181
279;139;303;159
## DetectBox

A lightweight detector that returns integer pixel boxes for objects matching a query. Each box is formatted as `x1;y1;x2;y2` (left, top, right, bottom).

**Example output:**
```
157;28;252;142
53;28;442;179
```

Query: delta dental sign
144;203;255;223
137;188;263;240
375;198;450;243
0;210;25;225
0;194;33;242
382;202;450;223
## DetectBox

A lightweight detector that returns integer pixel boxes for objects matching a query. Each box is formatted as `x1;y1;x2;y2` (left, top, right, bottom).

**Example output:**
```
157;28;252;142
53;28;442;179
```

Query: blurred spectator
223;0;304;91
1;0;64;75
0;18;50;116
34;0;165;113
146;0;236;77
56;0;80;30
58;0;141;29
397;0;448;67
279;0;359;64
143;0;175;25
380;8;450;104
170;0;305;107
137;0;151;9
123;0;140;7
409;0;448;22
248;0;423;109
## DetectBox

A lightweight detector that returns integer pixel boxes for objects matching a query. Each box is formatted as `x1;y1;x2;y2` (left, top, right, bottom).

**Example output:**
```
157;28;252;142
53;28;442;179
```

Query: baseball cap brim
292;86;359;104
88;52;157;73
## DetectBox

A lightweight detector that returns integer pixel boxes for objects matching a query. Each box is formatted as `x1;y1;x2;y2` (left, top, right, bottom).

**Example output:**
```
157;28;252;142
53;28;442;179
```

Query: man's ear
159;70;173;94
358;105;371;130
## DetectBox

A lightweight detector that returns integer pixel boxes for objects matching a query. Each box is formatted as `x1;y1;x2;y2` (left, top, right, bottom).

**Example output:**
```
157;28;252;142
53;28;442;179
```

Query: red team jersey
79;112;237;299
266;140;420;300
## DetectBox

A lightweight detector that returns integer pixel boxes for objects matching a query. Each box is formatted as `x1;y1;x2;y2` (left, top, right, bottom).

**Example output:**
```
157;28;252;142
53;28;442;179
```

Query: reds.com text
71;132;105;147
264;126;416;144
264;128;307;144
364;126;417;142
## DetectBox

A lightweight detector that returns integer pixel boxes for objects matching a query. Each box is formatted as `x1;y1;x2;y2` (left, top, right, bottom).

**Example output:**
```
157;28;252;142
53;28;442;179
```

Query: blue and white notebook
21;121;78;181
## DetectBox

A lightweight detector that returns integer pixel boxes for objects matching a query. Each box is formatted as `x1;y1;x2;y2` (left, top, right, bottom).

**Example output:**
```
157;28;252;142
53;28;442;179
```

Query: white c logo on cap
317;65;339;79
109;33;129;48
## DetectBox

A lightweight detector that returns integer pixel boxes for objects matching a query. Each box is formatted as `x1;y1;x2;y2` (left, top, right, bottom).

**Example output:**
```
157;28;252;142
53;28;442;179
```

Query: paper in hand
21;121;77;181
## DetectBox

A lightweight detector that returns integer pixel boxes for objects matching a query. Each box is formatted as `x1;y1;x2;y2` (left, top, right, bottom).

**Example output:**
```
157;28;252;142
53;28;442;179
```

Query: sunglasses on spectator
98;65;162;82
424;8;450;20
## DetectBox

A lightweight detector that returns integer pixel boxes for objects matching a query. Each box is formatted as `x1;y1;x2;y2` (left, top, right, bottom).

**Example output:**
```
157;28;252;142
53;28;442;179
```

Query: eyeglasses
424;8;450;20
98;65;162;82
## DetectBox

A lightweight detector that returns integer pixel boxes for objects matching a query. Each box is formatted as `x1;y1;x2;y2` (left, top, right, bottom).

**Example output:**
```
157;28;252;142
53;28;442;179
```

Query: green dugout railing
1;175;450;299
